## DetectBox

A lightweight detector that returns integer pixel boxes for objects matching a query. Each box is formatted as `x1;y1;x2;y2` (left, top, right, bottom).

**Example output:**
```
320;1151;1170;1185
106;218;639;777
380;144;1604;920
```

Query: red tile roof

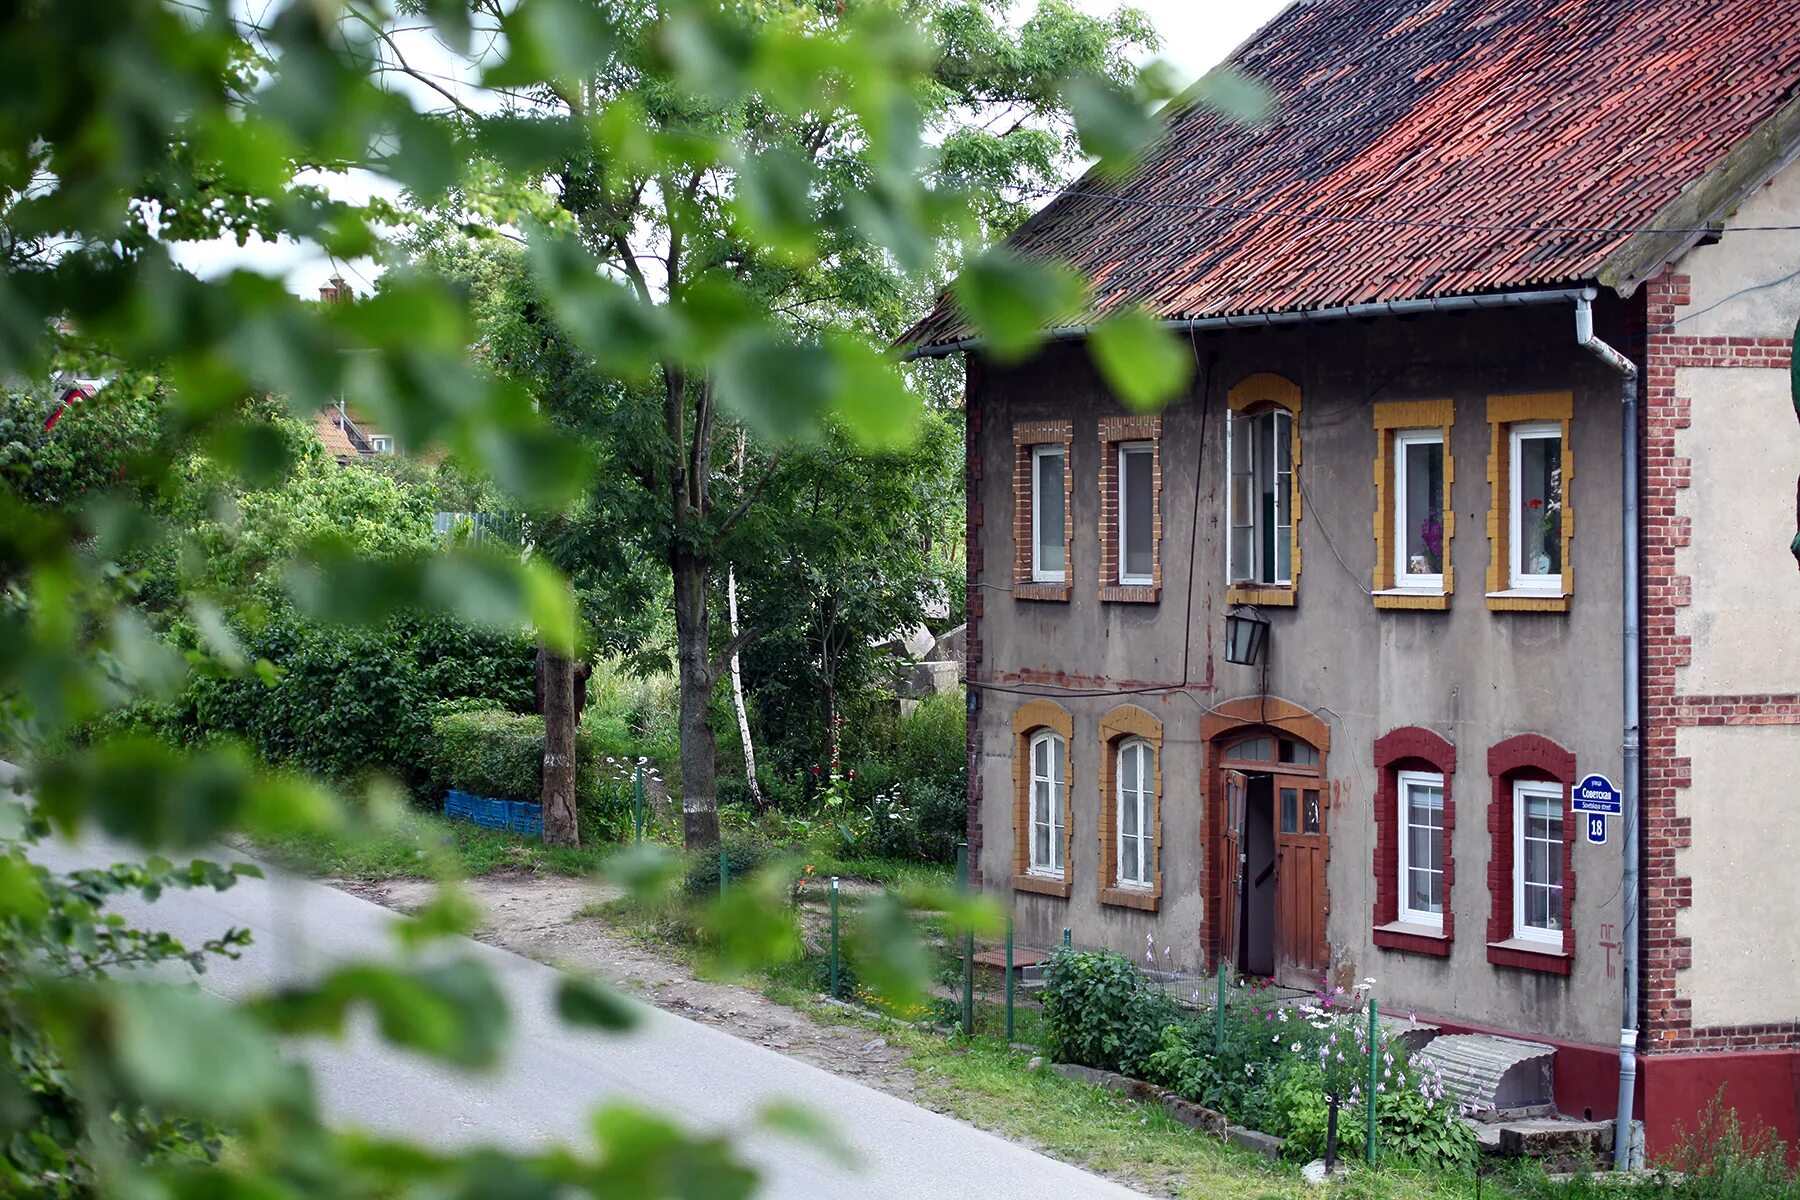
905;0;1800;349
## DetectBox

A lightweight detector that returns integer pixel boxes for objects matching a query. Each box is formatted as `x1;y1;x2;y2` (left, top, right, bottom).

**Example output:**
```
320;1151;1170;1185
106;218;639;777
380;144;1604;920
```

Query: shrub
1041;948;1177;1077
682;840;768;897
432;710;543;802
860;775;965;864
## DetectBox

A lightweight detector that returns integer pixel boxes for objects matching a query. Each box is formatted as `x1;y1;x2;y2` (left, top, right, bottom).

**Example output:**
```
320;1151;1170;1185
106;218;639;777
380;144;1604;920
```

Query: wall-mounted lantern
1224;610;1269;666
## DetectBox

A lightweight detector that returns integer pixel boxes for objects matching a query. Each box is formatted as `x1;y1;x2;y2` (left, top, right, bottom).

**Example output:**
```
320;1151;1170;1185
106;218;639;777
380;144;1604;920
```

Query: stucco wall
972;302;1629;1047
1673;725;1800;1029
1659;157;1800;1032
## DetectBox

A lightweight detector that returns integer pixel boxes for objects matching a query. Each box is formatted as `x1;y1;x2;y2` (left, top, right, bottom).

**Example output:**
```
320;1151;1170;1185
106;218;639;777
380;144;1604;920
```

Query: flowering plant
1417;510;1443;573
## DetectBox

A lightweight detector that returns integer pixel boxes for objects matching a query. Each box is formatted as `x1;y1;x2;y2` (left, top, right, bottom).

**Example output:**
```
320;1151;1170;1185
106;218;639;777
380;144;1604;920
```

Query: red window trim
1372;727;1456;956
1486;734;1577;974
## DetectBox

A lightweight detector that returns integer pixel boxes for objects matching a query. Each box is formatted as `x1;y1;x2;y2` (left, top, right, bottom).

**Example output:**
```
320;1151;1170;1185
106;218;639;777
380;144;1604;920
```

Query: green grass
798;853;954;892
250;812;615;879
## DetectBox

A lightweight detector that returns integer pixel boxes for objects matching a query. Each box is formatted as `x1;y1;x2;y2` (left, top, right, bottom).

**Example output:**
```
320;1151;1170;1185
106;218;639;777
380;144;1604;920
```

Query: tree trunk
673;549;721;849
537;646;579;848
726;566;762;808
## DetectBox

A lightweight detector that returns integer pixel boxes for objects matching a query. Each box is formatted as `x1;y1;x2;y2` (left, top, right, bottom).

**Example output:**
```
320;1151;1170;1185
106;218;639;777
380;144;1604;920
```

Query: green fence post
633;765;643;844
719;847;728;899
1062;926;1071;949
1215;962;1227;1048
1003;917;1015;1044
956;842;973;1036
829;876;840;1000
1367;998;1379;1166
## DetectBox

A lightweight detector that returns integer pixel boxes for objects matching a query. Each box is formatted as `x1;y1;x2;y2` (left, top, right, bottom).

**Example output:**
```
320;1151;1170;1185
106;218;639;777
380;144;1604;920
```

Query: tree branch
716;451;783;539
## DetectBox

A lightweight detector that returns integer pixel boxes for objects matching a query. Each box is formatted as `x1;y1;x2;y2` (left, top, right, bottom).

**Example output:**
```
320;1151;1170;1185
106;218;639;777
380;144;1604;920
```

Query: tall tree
414;0;1161;848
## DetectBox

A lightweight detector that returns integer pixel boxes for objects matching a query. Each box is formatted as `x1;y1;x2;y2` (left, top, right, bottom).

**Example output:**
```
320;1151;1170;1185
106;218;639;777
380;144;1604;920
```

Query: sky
173;0;1291;296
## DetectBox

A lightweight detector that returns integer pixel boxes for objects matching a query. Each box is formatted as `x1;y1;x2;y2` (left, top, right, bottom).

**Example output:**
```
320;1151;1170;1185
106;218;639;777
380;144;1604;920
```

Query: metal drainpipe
1575;295;1642;1171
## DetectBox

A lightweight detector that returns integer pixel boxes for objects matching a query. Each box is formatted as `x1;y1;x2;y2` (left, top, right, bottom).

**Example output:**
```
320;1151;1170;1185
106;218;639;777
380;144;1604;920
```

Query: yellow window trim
1371;399;1455;610
1010;700;1074;898
1226;373;1302;606
1096;704;1164;912
1484;393;1574;612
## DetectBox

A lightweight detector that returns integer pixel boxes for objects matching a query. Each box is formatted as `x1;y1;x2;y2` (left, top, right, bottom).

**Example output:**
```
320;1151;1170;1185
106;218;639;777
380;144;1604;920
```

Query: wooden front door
1273;778;1328;989
1221;770;1247;970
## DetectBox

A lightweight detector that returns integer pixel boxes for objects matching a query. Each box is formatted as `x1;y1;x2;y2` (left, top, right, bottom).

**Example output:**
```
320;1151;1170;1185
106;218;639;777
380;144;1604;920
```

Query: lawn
249;811;616;879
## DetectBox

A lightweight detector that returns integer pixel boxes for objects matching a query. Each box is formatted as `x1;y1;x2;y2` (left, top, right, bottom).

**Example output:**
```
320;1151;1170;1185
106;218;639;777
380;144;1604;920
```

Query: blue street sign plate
1586;813;1608;845
1573;773;1621;815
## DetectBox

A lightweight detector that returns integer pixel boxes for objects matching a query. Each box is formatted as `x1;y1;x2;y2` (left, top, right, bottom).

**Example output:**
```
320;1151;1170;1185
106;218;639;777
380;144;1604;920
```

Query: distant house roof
904;0;1800;350
313;406;366;462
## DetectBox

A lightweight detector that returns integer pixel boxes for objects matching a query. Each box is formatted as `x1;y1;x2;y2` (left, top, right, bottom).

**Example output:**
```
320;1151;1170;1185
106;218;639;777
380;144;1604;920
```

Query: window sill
1012;872;1072;898
1100;582;1160;604
1373;589;1450;612
1373;921;1452;956
1487;938;1572;975
1014;582;1072;603
1099;884;1160;912
1227;585;1295;607
1486;589;1569;613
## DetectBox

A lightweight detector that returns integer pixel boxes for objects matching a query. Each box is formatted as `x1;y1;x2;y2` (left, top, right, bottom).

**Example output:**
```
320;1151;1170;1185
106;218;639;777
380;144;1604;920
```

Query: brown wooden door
1274;778;1328;989
1221;770;1247;971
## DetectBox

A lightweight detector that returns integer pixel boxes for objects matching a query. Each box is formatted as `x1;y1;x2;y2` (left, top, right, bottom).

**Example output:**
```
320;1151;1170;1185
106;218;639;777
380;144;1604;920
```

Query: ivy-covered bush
1041;948;1178;1078
174;612;534;796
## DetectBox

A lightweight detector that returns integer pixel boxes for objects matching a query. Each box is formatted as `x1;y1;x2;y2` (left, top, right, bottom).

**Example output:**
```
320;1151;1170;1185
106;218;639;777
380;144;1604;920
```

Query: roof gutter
900;286;1598;360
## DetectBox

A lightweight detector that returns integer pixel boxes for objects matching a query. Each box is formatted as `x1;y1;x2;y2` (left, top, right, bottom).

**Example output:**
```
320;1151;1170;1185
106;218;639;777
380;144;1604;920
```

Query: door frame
1201;697;1332;972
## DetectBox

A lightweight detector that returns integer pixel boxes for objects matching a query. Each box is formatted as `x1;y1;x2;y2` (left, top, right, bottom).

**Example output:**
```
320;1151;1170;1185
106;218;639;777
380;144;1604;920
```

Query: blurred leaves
1089;306;1194;411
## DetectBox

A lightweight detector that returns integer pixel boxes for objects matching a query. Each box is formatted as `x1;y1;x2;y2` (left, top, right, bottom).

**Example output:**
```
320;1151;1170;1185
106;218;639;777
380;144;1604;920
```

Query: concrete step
1415;1033;1556;1118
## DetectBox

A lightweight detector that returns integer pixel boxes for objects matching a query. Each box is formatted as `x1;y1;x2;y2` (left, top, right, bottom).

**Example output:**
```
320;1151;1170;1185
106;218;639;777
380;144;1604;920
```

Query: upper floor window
369;435;394;454
1398;770;1445;928
1229;407;1292;586
1509;422;1562;590
1028;730;1067;877
1031;444;1066;583
1115;737;1155;888
1512;780;1565;945
1395;430;1445;591
1118;442;1154;584
1012;421;1073;601
1225;374;1303;605
1484;394;1572;611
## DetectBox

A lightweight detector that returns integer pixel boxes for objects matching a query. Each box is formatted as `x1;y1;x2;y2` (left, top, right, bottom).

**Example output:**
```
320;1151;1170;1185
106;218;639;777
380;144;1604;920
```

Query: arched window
1011;700;1074;898
1225;373;1303;606
1486;734;1577;975
1116;738;1155;888
1372;726;1457;957
1027;729;1067;877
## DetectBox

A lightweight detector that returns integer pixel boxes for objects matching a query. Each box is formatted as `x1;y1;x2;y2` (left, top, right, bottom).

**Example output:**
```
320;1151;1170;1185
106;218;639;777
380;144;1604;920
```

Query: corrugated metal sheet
904;0;1800;349
1417;1032;1556;1115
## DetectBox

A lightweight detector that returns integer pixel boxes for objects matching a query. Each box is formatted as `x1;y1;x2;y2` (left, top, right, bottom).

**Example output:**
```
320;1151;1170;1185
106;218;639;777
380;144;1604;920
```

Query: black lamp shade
1224;611;1269;666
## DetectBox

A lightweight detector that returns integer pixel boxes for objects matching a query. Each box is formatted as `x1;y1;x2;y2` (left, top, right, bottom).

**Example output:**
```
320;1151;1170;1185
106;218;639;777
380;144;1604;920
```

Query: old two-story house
905;0;1800;1160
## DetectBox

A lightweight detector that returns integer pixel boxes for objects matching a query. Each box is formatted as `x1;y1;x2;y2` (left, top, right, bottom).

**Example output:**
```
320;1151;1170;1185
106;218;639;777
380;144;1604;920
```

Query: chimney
319;275;351;305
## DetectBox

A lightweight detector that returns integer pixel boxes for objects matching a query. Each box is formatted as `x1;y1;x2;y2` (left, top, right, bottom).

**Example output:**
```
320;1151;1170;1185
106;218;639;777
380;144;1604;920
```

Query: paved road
30;835;1147;1200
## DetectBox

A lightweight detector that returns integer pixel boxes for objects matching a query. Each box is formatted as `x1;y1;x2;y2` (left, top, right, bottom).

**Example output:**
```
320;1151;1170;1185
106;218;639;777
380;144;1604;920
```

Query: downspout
1575;295;1642;1172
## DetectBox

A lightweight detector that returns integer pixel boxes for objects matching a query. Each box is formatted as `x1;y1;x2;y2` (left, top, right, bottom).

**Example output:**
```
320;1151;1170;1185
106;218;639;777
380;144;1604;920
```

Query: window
1011;700;1073;897
1012;421;1072;601
1509;422;1562;590
369;435;394;454
1397;771;1445;927
1513;780;1564;945
1098;704;1163;910
1394;431;1445;591
1228;407;1293;586
1485;394;1572;610
1225;374;1302;605
1118;442;1154;584
1031;444;1066;583
1116;738;1154;888
1225;734;1319;767
1027;730;1066;877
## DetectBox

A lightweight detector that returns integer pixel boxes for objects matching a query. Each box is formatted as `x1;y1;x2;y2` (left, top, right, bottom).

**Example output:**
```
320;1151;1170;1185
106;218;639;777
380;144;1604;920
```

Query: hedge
430;711;634;843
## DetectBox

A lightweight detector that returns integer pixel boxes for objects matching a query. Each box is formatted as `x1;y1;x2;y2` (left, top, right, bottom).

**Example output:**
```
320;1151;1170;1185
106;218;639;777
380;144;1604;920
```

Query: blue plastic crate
443;789;476;820
471;796;512;829
510;800;543;837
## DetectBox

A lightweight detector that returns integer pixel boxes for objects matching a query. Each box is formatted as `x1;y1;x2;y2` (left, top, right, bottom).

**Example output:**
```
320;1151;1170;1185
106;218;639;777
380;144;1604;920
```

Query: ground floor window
1116;737;1154;887
1484;733;1576;973
1513;780;1564;944
1028;730;1066;877
1398;770;1445;927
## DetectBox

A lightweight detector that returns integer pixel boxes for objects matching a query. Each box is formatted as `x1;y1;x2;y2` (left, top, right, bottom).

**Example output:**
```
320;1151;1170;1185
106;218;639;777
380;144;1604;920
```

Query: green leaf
555;974;639;1032
113;983;297;1118
1188;67;1276;123
759;1101;856;1168
1065;74;1159;178
951;252;1088;362
1088;306;1194;411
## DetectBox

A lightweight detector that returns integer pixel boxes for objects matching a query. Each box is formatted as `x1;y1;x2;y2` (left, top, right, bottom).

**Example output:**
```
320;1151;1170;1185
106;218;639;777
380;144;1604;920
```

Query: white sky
172;0;1290;296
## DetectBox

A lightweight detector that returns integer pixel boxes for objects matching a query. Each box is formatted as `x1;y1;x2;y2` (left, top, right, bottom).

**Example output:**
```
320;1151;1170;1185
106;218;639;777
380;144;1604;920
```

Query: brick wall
1370;726;1457;956
1640;269;1800;1053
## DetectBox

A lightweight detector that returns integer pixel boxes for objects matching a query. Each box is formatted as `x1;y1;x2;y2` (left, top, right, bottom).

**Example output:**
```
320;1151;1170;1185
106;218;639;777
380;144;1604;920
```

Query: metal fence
432;510;525;547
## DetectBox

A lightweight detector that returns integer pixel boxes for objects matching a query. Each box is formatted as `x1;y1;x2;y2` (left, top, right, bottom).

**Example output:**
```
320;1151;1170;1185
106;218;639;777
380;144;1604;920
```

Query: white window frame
1117;440;1155;585
1396;769;1445;928
1508;421;1563;592
1393;429;1445;593
1512;779;1565;946
1030;444;1066;584
369;435;393;454
1027;730;1065;877
1115;737;1154;888
1225;408;1293;587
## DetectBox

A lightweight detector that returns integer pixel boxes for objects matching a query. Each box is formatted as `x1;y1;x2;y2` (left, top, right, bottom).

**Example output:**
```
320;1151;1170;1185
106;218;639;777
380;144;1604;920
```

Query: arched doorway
1203;699;1331;988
